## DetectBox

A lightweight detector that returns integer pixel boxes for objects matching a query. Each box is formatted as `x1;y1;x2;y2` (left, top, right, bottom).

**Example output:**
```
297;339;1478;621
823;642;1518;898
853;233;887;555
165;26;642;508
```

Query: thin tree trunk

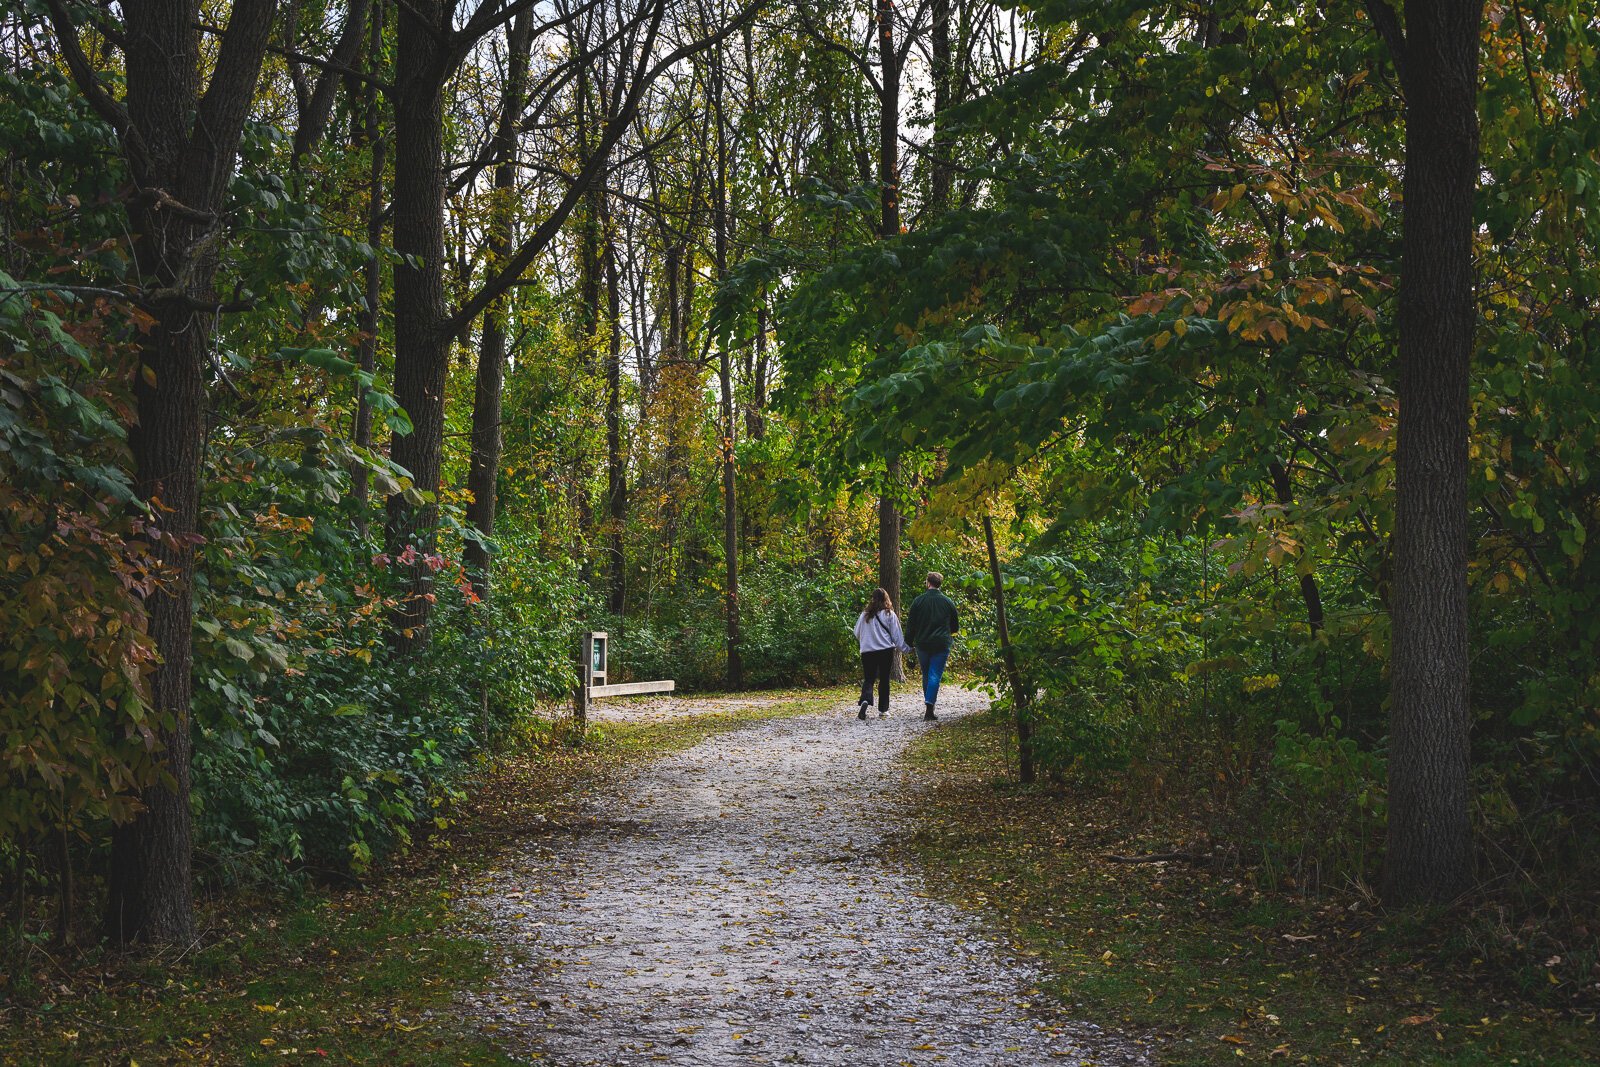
1267;458;1325;636
605;226;627;614
1381;0;1481;905
351;0;385;539
877;0;905;680
928;0;954;213
575;62;604;590
711;47;742;689
54;821;71;947
465;11;535;599
984;515;1034;784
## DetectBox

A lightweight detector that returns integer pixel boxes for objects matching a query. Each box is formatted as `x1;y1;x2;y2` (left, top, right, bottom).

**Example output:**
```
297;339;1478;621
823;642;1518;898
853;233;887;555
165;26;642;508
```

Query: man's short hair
926;572;943;588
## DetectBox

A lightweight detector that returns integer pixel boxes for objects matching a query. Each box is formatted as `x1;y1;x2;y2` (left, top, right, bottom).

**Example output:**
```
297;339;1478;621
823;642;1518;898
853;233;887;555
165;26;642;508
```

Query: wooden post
574;630;608;731
983;514;1034;784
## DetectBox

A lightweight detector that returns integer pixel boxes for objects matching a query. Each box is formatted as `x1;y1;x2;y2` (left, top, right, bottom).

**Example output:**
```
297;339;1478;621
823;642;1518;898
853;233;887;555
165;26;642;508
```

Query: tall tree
465;10;537;598
876;0;905;666
44;0;280;944
1372;0;1484;904
709;26;743;687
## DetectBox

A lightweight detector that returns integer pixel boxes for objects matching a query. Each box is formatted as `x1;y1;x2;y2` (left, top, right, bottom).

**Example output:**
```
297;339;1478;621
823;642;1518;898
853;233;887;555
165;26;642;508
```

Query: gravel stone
466;687;1152;1066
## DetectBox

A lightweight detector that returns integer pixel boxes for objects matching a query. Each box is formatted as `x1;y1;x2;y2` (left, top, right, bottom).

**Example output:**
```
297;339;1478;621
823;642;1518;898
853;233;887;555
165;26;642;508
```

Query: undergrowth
901;708;1600;1066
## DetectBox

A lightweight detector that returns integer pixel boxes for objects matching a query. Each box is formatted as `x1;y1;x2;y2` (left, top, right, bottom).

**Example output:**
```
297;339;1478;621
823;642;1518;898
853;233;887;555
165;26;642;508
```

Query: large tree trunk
58;0;279;945
1383;0;1482;905
385;0;450;650
109;317;207;945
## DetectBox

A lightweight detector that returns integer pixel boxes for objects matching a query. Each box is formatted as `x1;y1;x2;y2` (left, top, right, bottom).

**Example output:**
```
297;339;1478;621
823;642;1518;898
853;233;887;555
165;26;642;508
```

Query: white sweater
854;610;907;653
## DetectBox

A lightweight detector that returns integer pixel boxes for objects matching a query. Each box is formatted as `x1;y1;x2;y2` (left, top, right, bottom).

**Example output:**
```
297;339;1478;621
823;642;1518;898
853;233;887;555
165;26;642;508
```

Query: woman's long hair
863;587;893;620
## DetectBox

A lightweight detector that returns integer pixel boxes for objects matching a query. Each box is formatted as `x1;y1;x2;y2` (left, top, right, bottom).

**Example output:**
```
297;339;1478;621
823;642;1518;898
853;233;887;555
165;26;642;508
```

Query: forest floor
903;709;1600;1067
3;687;1594;1065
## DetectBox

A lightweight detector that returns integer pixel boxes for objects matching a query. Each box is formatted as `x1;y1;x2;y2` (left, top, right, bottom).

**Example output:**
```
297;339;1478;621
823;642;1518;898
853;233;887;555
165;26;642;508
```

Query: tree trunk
351;0;385;539
605;227;627;615
1267;458;1325;636
984;515;1034;784
928;0;954;213
384;0;451;651
49;0;279;946
108;317;206;944
465;11;534;599
1383;0;1482;905
877;0;905;679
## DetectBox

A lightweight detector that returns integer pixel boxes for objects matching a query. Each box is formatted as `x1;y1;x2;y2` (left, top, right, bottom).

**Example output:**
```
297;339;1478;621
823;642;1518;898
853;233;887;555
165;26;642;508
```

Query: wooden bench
573;630;674;724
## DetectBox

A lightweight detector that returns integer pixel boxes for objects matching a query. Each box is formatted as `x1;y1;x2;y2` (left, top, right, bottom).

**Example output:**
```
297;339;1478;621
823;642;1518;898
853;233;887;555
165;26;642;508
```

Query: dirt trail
467;688;1150;1066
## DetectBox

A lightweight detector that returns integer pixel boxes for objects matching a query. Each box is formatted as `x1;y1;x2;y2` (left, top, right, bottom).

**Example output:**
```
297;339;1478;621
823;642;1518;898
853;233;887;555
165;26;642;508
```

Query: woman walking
854;587;910;720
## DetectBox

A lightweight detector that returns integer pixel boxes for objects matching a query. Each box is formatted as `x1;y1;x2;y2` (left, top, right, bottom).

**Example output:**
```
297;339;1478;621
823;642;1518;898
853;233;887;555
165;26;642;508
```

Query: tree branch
292;0;374;158
792;0;881;97
444;0;766;335
188;0;280;206
1363;0;1408;91
42;0;139;159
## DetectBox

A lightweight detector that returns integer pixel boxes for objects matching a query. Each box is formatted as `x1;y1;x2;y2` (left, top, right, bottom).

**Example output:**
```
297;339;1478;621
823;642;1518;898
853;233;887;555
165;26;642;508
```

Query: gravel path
467;688;1150;1066
585;692;801;725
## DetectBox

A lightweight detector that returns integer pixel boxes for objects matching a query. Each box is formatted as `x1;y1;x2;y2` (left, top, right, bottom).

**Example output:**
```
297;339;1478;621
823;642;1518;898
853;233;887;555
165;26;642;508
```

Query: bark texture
385;0;450;649
1383;0;1482;905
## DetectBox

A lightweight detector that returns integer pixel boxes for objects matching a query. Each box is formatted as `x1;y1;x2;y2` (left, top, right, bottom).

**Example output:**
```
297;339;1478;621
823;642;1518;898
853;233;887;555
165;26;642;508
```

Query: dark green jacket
907;588;960;652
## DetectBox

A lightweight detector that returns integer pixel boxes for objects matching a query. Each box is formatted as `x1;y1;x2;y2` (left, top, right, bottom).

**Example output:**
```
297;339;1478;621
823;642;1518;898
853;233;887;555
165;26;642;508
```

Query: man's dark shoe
923;703;937;721
857;703;869;720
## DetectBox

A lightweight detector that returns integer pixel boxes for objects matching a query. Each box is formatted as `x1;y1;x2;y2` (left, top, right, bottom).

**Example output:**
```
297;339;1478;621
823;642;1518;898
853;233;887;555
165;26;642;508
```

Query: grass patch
901;708;1599;1066
0;689;843;1065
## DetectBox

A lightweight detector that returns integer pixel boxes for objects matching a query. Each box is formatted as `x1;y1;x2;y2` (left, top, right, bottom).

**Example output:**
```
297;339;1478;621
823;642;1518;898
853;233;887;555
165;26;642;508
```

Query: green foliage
487;533;589;717
604;563;863;692
769;0;1600;907
0;274;162;845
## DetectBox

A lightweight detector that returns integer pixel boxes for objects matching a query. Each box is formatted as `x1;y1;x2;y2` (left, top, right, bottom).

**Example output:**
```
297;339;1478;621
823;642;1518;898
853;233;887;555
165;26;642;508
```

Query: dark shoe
857;703;869;720
923;703;937;721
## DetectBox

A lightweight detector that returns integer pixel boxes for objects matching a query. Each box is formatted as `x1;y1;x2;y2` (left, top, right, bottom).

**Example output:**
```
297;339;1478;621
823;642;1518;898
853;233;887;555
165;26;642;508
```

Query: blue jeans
919;646;950;707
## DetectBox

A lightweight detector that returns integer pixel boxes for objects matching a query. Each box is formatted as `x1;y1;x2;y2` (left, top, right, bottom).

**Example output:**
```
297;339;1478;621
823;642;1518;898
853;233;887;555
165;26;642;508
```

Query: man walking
906;572;960;720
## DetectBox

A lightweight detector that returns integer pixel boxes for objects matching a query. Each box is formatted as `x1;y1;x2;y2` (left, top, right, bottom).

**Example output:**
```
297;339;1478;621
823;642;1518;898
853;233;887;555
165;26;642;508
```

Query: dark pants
859;648;893;711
